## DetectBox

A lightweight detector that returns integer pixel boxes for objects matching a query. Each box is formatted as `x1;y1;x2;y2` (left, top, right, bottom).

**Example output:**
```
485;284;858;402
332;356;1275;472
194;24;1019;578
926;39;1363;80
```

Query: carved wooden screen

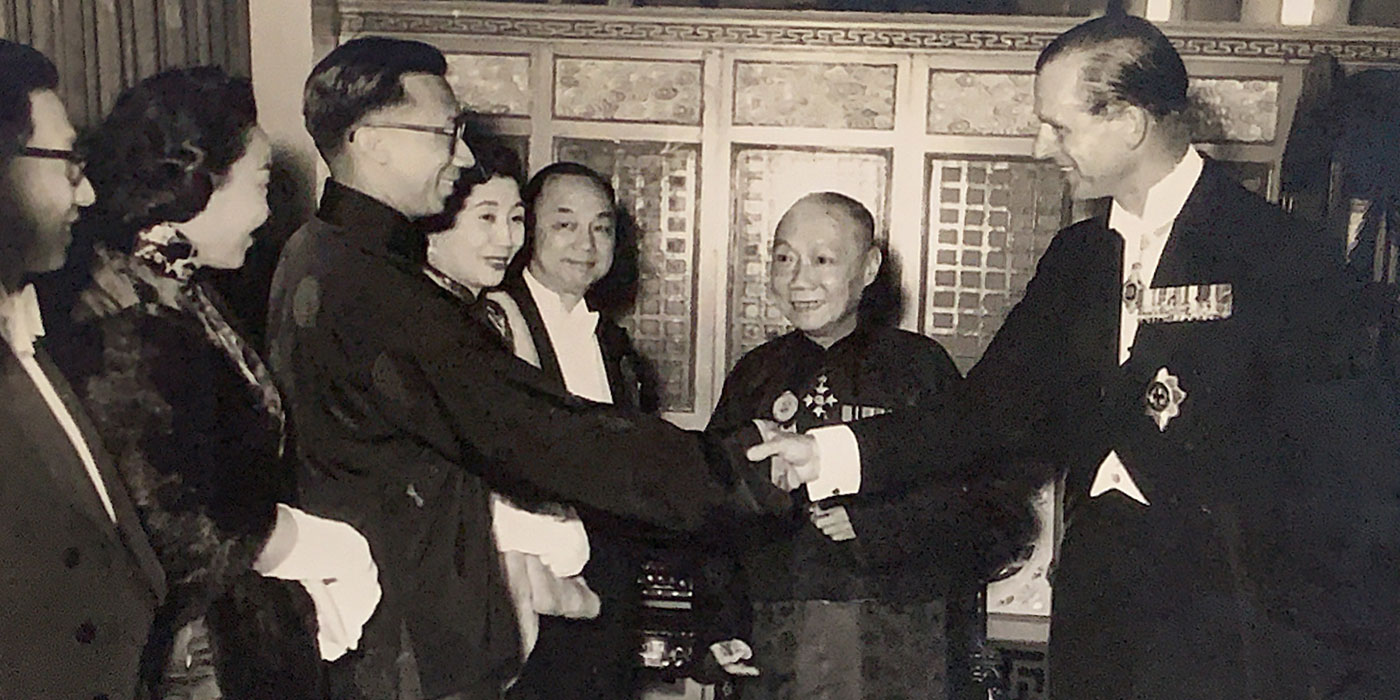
337;3;1400;656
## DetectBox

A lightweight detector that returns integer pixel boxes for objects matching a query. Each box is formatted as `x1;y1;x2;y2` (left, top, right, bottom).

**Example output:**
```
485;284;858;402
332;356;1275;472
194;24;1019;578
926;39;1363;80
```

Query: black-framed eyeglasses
19;146;86;185
354;118;468;154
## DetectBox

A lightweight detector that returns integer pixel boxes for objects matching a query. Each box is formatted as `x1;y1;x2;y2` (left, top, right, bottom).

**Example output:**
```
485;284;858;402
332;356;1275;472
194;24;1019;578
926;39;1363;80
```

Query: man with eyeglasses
269;36;786;700
0;39;165;700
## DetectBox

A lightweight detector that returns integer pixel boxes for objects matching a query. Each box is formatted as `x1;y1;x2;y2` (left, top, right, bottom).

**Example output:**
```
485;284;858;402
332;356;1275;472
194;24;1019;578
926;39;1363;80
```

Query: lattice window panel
554;139;700;413
729;147;890;368
922;157;1069;372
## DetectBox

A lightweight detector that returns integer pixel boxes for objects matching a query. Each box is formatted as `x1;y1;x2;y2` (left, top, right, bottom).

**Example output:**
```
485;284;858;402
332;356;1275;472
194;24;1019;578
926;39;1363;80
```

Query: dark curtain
0;0;250;128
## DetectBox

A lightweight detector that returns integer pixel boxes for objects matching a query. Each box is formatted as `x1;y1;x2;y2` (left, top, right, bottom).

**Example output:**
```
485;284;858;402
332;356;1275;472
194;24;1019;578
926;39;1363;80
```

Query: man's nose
790;259;815;287
74;174;95;207
1032;123;1055;160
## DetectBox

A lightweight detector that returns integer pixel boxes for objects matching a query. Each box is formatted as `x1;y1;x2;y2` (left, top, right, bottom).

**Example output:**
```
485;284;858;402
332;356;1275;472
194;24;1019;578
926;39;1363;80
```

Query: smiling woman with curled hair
49;66;379;700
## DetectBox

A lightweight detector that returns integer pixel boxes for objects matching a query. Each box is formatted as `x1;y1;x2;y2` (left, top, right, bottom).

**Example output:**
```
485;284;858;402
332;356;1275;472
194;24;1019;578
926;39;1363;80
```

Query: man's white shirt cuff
806;425;862;498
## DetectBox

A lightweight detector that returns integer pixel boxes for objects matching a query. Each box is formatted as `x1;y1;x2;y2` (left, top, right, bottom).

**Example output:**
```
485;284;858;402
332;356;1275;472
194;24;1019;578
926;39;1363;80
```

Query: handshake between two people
747;419;820;491
746;419;854;543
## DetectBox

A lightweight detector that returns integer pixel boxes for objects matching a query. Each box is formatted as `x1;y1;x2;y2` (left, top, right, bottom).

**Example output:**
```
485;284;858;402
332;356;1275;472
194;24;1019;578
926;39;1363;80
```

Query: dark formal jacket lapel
596;321;644;412
1150;161;1242;289
501;272;567;393
4;343;165;599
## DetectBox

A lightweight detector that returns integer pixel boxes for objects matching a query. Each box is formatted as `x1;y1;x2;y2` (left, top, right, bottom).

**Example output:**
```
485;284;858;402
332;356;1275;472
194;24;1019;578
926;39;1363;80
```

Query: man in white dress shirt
751;14;1400;700
0;39;166;700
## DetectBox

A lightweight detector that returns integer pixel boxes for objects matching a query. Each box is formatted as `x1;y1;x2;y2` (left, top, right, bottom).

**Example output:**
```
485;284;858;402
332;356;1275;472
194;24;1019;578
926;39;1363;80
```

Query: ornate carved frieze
342;2;1400;64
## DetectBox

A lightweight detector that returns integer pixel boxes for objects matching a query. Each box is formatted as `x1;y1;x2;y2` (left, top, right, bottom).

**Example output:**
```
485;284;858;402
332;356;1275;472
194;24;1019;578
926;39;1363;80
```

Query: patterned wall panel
922;157;1068;372
554;58;702;125
925;71;1281;144
928;71;1038;137
733;61;896;130
555;138;701;413
729;147;890;367
446;53;531;116
1189;77;1280;143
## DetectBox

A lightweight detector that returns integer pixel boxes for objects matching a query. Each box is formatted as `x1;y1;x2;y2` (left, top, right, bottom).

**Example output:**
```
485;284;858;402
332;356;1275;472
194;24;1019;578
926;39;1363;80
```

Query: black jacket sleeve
839;335;1044;582
849;228;1086;495
280;256;787;536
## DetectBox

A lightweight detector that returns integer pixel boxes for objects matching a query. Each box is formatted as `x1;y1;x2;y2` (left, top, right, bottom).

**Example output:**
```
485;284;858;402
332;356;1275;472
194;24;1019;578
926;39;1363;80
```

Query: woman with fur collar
47;67;378;700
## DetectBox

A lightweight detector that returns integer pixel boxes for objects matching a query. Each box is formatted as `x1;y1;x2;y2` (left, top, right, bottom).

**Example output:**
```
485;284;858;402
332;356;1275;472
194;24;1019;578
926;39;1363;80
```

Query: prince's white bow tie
0;283;45;358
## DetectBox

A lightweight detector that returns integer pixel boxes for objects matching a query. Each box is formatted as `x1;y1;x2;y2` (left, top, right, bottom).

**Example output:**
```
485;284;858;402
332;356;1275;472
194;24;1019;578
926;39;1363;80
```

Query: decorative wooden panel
555;138;702;413
928;71;1038;136
925;71;1282;143
554;58;703;124
728;147;891;367
922;156;1069;371
447;53;531;116
1189;77;1281;143
734;61;897;129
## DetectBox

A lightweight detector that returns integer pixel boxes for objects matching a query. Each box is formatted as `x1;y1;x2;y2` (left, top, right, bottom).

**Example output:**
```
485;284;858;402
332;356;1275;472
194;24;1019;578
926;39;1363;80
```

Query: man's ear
349;127;391;167
861;246;883;288
1117;103;1150;150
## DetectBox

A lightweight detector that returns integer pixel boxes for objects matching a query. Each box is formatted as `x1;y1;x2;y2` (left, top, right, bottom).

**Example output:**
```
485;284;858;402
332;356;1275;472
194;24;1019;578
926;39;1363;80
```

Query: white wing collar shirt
1111;146;1204;364
0;282;117;522
522;267;613;404
804;147;1206;505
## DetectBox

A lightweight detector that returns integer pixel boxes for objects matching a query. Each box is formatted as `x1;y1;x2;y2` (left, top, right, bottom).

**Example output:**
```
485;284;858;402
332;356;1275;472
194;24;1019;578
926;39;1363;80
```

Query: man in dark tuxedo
498;162;665;700
268;38;783;700
751;14;1400;700
0;40;165;700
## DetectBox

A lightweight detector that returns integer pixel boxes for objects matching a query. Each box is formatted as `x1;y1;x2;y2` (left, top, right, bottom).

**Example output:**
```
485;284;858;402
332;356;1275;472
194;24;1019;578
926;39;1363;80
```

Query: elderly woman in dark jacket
48;67;378;700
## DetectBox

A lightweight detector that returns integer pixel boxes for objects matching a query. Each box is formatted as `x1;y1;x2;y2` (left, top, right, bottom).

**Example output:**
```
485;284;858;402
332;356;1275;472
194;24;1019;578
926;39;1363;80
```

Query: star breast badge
1143;366;1186;432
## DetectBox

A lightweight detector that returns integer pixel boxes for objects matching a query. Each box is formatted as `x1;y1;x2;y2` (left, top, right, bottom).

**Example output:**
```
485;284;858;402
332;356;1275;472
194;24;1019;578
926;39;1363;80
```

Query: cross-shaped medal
803;374;839;419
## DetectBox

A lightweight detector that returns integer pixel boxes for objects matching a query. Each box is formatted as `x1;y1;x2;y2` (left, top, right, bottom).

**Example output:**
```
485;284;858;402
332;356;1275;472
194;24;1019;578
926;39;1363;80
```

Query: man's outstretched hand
746;432;820;491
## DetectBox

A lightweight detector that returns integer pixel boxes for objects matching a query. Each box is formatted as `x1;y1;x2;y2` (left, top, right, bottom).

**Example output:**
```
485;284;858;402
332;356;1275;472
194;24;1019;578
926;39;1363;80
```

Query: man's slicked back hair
1036;14;1189;129
303;36;448;160
0;40;59;168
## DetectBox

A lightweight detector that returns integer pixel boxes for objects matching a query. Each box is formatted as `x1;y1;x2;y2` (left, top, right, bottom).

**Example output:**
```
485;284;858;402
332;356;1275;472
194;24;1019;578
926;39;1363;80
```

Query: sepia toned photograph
2;0;1398;699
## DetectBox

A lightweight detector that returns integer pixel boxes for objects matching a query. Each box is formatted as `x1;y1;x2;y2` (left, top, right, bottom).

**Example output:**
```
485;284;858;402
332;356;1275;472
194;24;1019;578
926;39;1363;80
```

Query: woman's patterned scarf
423;263;514;348
100;225;285;446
